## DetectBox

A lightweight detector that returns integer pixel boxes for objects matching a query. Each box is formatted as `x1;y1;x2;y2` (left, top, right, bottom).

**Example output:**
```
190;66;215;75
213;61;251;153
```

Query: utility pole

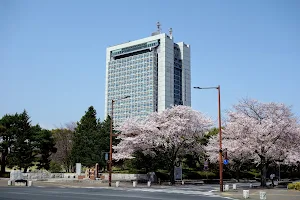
194;85;223;192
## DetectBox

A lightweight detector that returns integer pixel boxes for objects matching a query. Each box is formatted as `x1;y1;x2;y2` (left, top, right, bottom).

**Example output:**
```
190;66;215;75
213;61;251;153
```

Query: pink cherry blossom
206;98;300;186
113;105;213;183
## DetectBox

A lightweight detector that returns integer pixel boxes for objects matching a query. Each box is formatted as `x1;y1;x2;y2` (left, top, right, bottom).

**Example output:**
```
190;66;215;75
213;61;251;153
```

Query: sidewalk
218;188;300;200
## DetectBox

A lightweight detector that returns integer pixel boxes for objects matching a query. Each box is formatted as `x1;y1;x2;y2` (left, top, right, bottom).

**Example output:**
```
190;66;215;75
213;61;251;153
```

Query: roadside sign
204;160;209;170
105;153;109;161
223;159;229;165
174;166;182;180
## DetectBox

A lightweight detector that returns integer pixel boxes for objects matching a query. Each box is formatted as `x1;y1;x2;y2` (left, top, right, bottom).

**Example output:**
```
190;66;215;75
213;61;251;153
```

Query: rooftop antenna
169;28;173;39
157;22;161;33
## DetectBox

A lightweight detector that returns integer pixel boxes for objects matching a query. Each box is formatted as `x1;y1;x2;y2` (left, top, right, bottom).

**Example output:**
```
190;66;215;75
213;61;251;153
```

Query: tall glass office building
105;29;191;126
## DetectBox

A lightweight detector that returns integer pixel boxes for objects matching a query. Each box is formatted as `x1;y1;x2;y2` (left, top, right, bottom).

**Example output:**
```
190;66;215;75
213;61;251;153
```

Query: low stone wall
101;173;148;182
21;172;149;182
22;172;78;181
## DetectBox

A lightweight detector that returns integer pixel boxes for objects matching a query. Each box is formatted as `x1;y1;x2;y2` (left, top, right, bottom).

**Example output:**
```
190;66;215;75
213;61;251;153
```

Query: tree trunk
260;156;267;187
169;166;175;185
0;153;6;173
236;167;240;182
23;167;28;173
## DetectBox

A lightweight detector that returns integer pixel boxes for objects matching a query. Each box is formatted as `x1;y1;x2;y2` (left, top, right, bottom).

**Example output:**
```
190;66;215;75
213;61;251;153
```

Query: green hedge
183;170;217;179
48;161;62;173
0;172;10;178
288;182;300;190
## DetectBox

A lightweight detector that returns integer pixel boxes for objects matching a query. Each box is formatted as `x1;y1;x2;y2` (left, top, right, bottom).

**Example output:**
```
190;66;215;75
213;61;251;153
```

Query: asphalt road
0;186;231;200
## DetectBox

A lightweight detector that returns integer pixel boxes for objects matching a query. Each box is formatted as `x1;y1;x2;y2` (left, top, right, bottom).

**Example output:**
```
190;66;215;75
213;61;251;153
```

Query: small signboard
174;166;182;180
204;160;209;170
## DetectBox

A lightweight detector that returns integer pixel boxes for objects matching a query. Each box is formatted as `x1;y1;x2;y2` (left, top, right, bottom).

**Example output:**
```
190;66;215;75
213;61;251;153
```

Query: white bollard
243;190;250;199
28;181;32;187
133;181;137;187
8;180;12;186
233;184;237;190
116;181;120;187
181;180;184;185
225;184;229;191
249;184;253;188
259;191;267;200
147;181;151;187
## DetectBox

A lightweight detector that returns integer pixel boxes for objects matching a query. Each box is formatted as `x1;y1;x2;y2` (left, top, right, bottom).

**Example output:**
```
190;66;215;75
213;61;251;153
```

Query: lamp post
109;95;130;187
194;85;223;192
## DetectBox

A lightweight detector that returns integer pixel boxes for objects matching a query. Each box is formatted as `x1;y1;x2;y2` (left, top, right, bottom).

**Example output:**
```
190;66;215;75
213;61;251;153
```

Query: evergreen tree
0;114;17;173
98;116;112;169
35;127;57;170
9;110;34;172
1;111;57;172
71;106;101;167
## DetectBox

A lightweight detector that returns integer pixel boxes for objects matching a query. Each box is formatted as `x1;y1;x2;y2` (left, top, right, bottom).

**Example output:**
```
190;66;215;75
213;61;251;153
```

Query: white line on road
6;191;165;200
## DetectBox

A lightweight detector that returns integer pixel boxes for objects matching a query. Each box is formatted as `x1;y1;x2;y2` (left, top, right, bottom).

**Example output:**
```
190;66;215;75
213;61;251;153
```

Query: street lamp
109;95;131;187
194;85;223;192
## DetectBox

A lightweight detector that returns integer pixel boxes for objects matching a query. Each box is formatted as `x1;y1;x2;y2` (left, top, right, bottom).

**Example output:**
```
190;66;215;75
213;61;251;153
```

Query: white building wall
177;42;191;106
157;34;174;112
104;48;111;118
105;33;191;119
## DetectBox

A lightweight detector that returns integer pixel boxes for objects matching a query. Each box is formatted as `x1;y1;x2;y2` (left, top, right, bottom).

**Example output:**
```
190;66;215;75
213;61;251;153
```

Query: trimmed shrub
0;172;10;178
288;182;300;190
48;161;62;173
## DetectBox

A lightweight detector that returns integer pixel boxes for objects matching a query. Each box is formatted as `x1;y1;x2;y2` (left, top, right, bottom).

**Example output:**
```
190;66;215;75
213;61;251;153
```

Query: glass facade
174;44;183;105
106;36;191;126
107;51;158;125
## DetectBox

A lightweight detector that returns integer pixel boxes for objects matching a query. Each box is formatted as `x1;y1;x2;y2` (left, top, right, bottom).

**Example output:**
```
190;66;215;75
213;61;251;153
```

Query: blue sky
1;0;299;129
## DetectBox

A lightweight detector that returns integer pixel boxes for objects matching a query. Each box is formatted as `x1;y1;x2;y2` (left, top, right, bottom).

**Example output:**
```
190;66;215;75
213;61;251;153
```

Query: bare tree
51;122;76;172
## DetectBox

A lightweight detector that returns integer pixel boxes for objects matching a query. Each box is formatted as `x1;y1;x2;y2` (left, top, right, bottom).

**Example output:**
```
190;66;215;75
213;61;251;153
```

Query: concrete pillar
224;184;229;191
116;181;120;187
76;163;81;176
133;181;137;187
243;190;250;199
233;184;237;190
259;191;266;200
28;181;32;187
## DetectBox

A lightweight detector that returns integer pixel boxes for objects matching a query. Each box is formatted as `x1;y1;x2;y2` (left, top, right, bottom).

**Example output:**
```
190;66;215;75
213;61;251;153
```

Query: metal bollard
243;190;250;199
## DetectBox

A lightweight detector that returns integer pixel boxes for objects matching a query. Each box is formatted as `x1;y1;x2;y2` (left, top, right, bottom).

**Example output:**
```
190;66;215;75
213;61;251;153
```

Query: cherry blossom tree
205;135;253;181
222;98;300;186
114;105;213;184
